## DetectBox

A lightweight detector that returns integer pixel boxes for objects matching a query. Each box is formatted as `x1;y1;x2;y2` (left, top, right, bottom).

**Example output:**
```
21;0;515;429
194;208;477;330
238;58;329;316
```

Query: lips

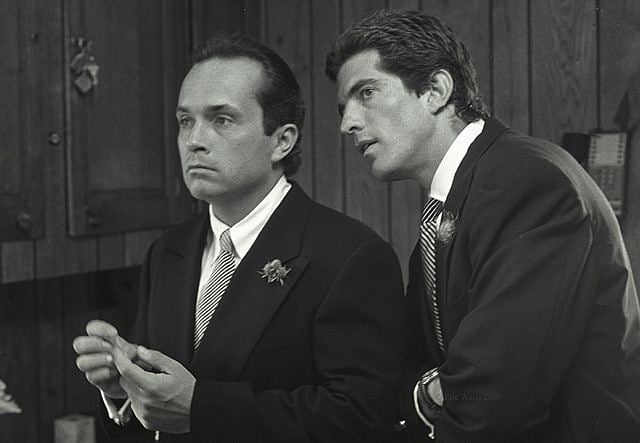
187;164;214;171
356;140;376;155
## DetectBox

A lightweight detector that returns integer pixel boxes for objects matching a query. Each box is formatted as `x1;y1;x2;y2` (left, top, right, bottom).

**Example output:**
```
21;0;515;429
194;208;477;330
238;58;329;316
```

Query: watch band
418;367;441;411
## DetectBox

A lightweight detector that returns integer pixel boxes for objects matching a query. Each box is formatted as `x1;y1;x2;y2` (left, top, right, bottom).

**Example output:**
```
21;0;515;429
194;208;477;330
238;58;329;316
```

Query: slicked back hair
325;10;488;123
192;34;305;176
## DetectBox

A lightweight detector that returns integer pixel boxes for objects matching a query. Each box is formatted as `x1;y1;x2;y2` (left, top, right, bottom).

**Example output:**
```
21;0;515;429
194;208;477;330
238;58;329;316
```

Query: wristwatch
417;367;442;412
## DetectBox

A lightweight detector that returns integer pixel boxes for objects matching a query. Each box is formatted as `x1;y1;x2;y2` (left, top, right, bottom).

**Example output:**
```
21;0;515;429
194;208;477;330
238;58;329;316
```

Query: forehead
179;57;265;108
336;50;387;101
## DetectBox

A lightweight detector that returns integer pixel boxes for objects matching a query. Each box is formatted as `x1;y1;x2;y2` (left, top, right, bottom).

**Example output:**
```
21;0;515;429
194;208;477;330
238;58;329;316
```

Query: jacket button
394;419;407;431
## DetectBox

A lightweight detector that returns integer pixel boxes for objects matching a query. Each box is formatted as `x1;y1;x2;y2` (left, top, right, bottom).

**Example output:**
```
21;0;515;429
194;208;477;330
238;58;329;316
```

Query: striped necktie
194;229;236;350
419;197;445;354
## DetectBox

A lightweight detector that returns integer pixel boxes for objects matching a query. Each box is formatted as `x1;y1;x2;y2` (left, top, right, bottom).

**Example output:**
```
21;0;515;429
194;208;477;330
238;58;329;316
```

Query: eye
213;116;233;127
360;87;376;100
177;116;193;129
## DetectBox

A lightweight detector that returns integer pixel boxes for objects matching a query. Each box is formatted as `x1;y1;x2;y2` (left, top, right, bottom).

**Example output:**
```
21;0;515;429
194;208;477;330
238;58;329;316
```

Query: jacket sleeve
433;152;603;441
190;237;407;442
96;241;158;441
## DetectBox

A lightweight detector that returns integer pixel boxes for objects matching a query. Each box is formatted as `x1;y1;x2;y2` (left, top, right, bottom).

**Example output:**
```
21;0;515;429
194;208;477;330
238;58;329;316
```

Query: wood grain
310;0;343;209
492;0;530;133
530;0;597;143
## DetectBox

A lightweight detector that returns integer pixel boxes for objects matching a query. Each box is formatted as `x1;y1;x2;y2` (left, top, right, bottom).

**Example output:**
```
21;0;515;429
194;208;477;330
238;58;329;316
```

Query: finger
112;342;153;390
73;335;113;354
135;346;180;375
86;320;119;341
76;352;114;372
85;366;119;385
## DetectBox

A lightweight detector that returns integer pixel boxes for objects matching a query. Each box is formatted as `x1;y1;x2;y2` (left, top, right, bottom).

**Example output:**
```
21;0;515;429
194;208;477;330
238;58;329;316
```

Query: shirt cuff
413;380;436;439
100;391;132;425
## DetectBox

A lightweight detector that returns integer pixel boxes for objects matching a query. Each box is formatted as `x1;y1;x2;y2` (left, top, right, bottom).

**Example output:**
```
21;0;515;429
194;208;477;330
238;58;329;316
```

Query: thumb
115;336;138;361
135;346;180;374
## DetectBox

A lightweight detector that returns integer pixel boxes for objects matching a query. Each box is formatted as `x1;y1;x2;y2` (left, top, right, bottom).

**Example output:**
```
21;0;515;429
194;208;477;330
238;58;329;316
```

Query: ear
270;123;299;164
419;69;454;114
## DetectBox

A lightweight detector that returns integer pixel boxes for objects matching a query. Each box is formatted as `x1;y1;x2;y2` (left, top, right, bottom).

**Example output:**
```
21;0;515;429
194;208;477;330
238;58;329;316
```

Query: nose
339;101;363;135
183;121;208;153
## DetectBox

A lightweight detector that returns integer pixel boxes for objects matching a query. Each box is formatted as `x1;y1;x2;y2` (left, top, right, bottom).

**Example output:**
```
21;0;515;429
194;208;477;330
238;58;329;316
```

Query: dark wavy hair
325;10;488;123
192;34;305;176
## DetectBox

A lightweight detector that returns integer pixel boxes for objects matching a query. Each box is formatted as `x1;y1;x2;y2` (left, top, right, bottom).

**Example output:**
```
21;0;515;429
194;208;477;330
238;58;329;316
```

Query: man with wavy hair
326;9;640;442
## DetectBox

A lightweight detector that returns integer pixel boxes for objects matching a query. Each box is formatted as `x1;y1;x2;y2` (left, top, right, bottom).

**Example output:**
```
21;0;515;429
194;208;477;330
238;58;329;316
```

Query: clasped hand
73;320;195;433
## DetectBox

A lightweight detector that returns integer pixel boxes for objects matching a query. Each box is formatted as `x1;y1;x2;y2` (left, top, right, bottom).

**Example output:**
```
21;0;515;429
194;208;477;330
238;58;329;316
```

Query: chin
186;181;224;203
370;163;400;182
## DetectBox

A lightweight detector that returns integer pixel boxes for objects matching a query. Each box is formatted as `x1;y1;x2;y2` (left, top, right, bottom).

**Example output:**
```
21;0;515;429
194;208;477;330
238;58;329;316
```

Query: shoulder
300;200;399;266
476;129;584;191
145;212;208;261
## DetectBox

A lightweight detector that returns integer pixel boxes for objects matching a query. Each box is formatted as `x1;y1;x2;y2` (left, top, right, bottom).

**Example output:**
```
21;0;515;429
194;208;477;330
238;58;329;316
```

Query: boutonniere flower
437;210;457;245
258;259;291;285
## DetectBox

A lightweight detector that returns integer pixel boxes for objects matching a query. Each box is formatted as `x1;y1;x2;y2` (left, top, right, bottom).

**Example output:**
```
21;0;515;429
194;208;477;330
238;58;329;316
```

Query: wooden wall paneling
420;0;492;111
492;0;530;134
265;0;315;196
341;0;390;240
190;0;247;46
530;0;597;144
124;229;163;267
35;0;98;279
36;278;66;441
598;0;640;293
243;0;266;41
66;0;188;237
389;0;420;10
0;0;45;242
310;0;343;210
387;0;423;281
1;242;35;283
97;234;124;271
0;280;40;442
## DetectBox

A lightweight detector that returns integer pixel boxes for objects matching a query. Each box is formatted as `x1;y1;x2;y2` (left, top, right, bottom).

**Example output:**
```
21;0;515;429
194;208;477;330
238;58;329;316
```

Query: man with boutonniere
326;10;640;442
73;35;406;442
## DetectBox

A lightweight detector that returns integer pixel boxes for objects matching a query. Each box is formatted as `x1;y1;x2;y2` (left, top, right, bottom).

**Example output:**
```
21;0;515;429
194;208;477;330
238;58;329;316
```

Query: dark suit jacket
101;183;407;442
400;118;640;442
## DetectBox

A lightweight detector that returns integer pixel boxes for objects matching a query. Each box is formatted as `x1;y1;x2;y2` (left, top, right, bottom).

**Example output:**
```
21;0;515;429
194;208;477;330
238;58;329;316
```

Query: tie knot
218;229;235;255
422;197;443;224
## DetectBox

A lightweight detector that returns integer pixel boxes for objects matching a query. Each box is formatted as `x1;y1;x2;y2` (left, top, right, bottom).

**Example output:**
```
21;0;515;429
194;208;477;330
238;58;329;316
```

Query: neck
415;114;467;190
210;175;283;226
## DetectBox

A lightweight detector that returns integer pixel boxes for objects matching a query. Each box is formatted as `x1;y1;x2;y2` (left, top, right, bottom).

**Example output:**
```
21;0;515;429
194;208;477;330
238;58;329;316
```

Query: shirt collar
430;119;485;202
208;175;291;260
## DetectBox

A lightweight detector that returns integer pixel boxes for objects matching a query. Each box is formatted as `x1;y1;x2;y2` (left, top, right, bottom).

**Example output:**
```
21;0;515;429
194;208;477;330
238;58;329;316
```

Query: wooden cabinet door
65;0;193;237
0;0;48;241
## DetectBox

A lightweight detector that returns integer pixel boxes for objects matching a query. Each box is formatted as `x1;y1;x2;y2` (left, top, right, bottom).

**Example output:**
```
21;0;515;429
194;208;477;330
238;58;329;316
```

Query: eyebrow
175;104;240;116
337;78;381;117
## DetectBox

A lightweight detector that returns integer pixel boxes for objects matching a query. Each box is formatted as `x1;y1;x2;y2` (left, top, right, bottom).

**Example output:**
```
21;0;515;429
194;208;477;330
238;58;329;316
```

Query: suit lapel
191;183;312;380
154;214;210;366
437;118;509;327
